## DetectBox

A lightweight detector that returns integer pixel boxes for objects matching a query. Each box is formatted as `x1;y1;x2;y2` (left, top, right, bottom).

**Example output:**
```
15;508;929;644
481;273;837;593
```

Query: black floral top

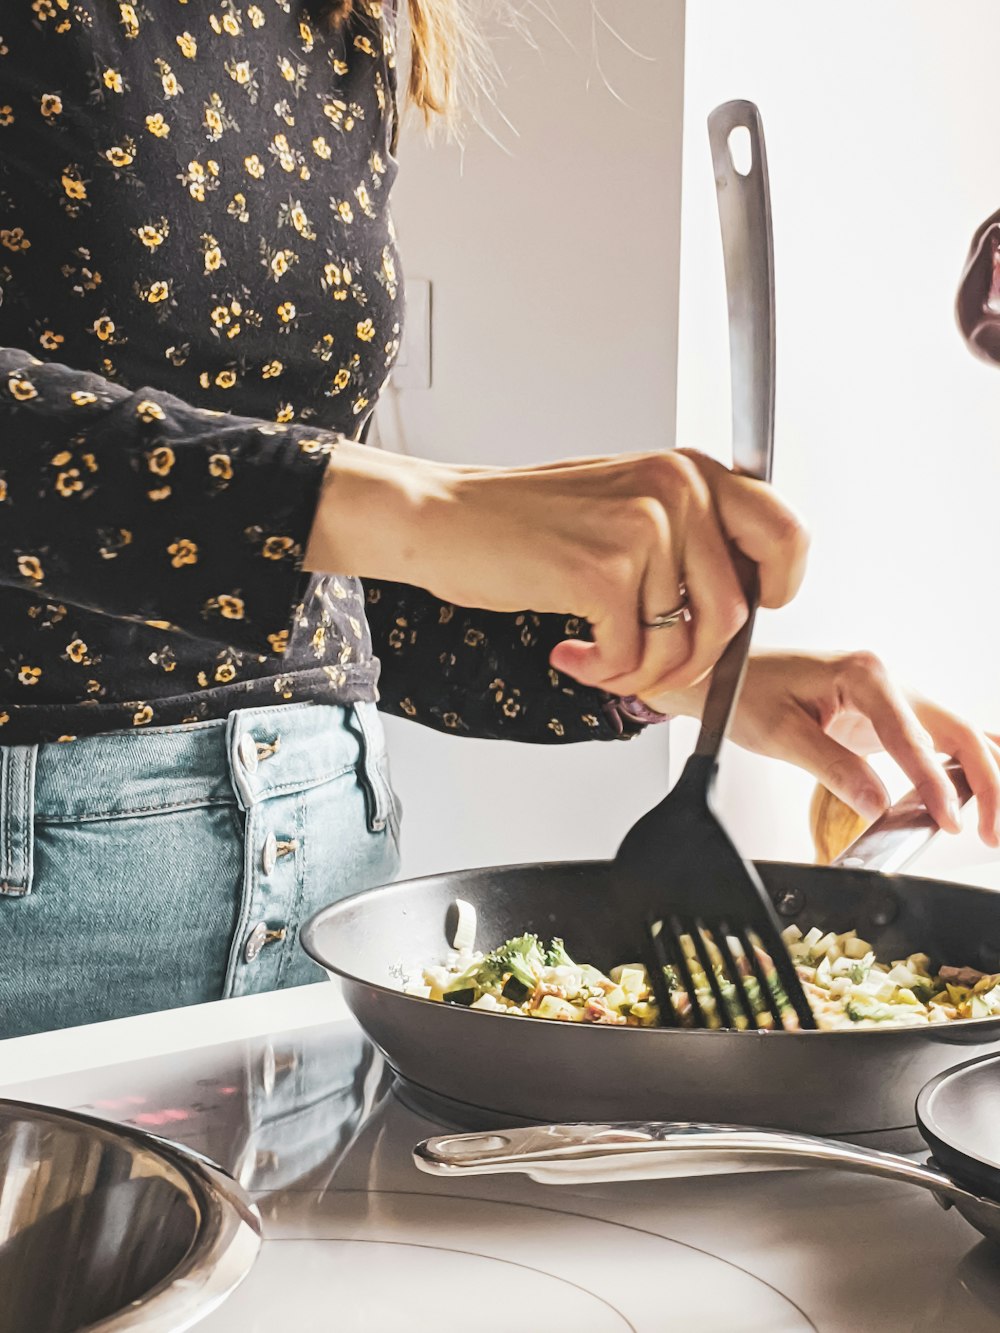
0;0;633;746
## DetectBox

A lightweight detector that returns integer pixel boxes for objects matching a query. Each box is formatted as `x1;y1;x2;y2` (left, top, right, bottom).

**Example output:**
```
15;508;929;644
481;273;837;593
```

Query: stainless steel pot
0;1098;262;1333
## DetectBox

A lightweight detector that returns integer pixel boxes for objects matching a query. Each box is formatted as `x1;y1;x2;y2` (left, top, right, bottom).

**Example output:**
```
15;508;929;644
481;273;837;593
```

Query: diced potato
843;937;873;960
535;995;584;1022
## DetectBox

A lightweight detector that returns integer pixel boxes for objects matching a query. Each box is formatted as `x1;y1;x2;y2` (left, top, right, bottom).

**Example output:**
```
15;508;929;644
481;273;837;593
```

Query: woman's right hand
304;444;809;699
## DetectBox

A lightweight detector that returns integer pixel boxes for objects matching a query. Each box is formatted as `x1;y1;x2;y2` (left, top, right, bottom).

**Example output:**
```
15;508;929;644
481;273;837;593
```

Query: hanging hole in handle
727;125;753;177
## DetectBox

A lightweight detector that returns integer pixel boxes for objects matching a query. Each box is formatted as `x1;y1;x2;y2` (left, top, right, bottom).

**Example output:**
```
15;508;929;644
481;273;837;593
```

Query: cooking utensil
618;99;813;1033
413;1050;1000;1252
0;1097;261;1333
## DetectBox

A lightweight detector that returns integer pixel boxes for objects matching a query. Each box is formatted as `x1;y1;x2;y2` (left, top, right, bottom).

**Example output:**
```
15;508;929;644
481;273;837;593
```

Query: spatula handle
691;103;776;765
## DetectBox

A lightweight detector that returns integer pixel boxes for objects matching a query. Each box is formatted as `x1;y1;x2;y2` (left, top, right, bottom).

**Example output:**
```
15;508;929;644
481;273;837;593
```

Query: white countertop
3;855;1000;1333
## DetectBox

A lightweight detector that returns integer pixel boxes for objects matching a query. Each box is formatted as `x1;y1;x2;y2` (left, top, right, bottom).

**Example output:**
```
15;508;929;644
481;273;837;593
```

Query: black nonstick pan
413;1051;1000;1253
301;772;1000;1151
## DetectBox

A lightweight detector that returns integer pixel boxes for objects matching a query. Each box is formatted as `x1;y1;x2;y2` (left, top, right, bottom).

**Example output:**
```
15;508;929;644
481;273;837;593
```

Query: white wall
375;1;686;877
676;0;1000;871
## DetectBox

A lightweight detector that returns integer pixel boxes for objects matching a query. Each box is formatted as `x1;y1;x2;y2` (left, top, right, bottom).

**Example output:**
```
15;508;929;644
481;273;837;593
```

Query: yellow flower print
354;34;376;57
32;0;56;18
222;13;242;36
215;662;236;683
132;705;154;727
0;107;14;128
262;360;283;379
267;630;289;654
145;113;170;138
66;639;88;663
276;403;295;423
104;69;124;93
136;222;167;249
209;453;233;480
336;200;354;224
332;58;349;76
216;595;246;621
71;390;98;406
148;486;172;502
61;171;87;201
39;330;64;351
17;555;44;582
205;106;223;136
105;143;135;168
228;192;249;222
228;60;252;86
548;718;566;737
118;3;139;38
244;154;265;179
400;697;417;718
311;625;326;654
147;281;169;303
40;93;63;118
279;57;296;82
168;538;198;568
18;667;42;687
203;240;224;273
291;205;310;235
262;536;295;560
197;670;209;687
0;713;9;727
352;396;369;416
312;136;332;160
215;370;237;389
93;316;115;341
355;182;373;213
277;301;296;323
56;468;83;496
148;445;175;476
248;5;266;28
371;151;386;175
136;399;165;422
51;450;72;466
176;32;197;58
331;368;350;391
82;452;98;473
211;305;232;328
0;480;7;502
1;228;31;252
8;376;38;401
156;60;181;99
356;318;375;343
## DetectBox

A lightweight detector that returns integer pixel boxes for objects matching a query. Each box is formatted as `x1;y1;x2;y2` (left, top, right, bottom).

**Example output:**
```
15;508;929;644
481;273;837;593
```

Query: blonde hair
323;0;475;123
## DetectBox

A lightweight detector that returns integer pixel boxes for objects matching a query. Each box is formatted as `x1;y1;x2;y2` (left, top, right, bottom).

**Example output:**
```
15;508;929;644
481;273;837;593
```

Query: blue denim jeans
0;701;401;1038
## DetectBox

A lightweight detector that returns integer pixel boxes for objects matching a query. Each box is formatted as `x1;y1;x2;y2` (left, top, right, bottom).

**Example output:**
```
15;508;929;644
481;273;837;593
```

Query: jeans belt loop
353;703;390;833
0;744;38;898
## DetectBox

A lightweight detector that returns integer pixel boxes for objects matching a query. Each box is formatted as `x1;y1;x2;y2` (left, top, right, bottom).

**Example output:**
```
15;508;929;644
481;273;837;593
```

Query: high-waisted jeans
0;701;401;1037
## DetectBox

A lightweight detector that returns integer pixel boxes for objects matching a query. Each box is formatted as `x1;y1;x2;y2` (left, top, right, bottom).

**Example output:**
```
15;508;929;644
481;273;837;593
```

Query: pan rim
916;1051;1000;1174
300;857;1000;1042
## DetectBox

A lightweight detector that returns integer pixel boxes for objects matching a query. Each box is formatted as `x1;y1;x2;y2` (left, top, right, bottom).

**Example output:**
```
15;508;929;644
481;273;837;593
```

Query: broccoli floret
545;937;575;968
498;933;547;989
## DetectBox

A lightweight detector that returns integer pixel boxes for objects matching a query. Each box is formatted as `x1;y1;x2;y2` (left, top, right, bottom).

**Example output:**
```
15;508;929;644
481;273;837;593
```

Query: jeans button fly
244;921;268;963
238;734;259;774
261;833;278;875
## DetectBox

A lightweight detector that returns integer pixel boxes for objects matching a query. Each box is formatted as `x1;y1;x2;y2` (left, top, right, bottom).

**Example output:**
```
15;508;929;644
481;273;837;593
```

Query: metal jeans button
244;921;268;963
238;734;259;774
261;833;278;876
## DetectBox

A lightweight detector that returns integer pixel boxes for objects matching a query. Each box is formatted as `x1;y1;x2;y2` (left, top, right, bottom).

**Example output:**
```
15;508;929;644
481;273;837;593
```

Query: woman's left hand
645;649;1000;847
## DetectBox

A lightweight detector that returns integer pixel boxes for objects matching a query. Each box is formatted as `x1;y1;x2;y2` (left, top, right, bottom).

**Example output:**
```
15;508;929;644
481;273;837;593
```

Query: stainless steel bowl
0;1097;262;1332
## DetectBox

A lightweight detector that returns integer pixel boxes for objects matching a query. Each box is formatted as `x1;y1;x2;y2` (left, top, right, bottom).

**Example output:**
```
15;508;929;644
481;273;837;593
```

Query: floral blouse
0;0;635;747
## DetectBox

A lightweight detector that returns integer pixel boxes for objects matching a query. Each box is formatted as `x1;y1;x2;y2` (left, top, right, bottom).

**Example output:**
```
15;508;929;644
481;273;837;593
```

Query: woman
0;0;994;1038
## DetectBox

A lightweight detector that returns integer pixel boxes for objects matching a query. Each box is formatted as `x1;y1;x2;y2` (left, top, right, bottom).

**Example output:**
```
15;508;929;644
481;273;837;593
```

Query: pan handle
829;760;973;874
413;1120;974;1207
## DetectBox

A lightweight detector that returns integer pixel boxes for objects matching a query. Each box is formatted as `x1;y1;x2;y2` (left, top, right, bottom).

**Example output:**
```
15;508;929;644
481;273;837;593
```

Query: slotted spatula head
612;101;815;1032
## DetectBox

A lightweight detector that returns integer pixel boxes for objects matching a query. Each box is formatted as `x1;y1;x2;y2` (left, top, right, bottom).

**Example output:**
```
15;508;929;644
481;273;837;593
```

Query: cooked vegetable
406;922;1000;1031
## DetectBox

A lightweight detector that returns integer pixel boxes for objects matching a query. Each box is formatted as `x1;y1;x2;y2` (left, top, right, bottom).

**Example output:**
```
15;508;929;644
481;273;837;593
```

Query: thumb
767;717;890;823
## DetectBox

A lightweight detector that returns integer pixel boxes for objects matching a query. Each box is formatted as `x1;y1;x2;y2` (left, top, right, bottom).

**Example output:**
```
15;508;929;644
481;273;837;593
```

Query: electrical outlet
392;277;431;390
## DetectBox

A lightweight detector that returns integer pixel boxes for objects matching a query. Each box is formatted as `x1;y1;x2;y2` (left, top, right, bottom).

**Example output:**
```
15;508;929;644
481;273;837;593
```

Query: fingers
766;712;891;823
837;655;962;834
676;449;810;607
911;701;1000;848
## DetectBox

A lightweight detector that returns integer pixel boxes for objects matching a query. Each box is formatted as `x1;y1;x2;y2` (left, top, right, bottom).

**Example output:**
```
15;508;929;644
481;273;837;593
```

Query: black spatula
615;101;816;1032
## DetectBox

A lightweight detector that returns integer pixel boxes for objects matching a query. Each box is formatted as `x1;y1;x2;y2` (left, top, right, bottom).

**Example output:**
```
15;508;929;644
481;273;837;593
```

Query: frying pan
301;771;1000;1151
412;1051;1000;1253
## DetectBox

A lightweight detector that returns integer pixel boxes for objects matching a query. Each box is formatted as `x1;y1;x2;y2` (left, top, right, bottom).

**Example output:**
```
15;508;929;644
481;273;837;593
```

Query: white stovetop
4;859;1000;1333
